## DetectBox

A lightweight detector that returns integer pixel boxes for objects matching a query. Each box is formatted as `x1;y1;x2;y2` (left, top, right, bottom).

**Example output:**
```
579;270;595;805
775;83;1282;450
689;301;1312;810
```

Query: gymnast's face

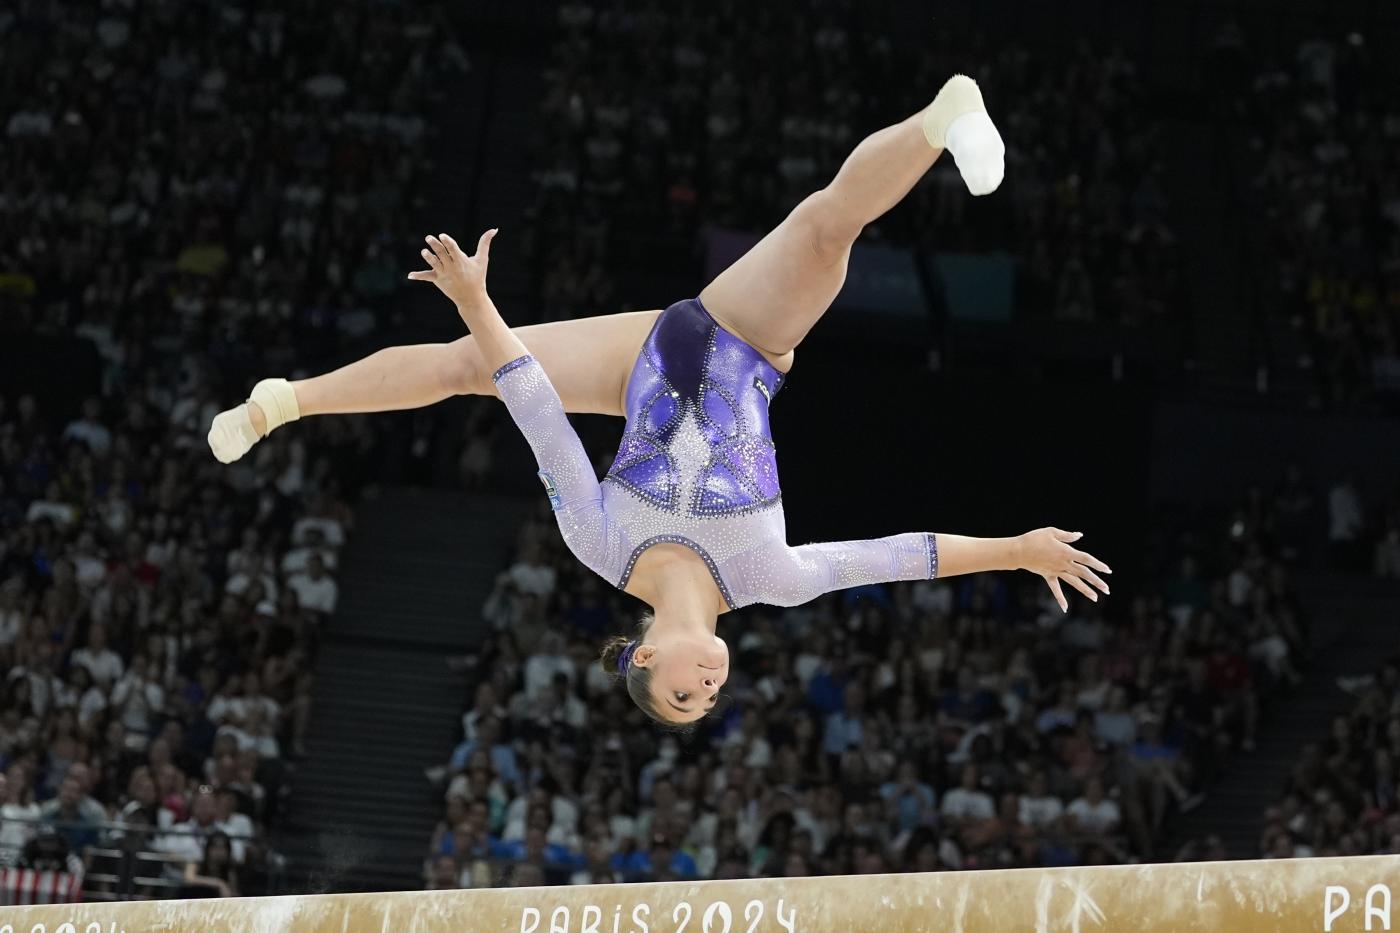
633;631;730;723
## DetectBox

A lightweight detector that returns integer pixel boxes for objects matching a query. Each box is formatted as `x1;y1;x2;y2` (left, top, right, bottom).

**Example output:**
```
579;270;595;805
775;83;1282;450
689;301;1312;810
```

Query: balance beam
2;855;1398;932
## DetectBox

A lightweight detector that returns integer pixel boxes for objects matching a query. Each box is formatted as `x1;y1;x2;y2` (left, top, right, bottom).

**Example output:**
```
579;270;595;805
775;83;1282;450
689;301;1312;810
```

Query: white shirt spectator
216;724;280;760
1019;794;1064;828
793;652;825;686
1328;481;1362;542
287;571;338;614
0;607;21;649
6;110;53;138
1094;709;1137;747
910;579;953;616
158;820;247;864
62;418;112;456
303;72;348;99
0;800;42;866
1377;529;1400;578
221;811;255;856
1067;796;1121;834
502;795;580;846
226;571;278;602
292;517;344;548
25;499;76;525
940;787;995;822
522;653;573;700
507;560;556;597
209;693;280;728
280;546;338;575
1227;567;1253;607
8;667;60;717
77;686;108;732
111;674;165;736
70;646;125;689
72;552;107;589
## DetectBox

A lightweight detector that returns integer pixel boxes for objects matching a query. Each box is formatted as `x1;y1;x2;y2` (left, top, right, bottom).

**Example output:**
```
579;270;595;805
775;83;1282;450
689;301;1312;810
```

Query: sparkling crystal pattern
493;299;940;610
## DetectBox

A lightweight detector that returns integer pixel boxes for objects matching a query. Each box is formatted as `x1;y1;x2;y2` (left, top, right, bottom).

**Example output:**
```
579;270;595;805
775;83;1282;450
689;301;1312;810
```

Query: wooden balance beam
2;854;1398;932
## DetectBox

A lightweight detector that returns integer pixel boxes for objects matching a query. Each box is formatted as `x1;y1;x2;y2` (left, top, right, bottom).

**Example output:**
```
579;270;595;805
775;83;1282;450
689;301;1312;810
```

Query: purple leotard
493;298;938;609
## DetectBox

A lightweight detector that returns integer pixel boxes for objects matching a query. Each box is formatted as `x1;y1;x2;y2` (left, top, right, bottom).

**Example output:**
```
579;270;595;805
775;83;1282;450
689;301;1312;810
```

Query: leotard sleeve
724;532;939;608
492;355;626;585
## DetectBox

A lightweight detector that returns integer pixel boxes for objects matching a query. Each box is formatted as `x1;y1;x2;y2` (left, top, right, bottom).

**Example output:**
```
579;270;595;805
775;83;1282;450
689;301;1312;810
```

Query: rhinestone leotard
493;298;938;610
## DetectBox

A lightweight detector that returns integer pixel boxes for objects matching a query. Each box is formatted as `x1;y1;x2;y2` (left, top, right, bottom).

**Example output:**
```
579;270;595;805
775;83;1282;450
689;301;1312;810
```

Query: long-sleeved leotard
492;298;938;610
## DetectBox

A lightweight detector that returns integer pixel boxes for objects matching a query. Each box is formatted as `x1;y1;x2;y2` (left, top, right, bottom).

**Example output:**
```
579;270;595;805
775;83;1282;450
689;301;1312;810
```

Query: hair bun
598;634;631;677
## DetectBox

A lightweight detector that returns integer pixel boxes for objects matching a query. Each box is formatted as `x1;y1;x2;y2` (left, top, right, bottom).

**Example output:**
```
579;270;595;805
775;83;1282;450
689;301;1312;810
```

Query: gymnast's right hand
408;229;496;310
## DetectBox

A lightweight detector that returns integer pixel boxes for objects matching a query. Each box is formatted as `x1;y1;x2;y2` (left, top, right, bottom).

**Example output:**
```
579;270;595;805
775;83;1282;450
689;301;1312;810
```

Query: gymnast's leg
208;310;659;463
700;75;1004;359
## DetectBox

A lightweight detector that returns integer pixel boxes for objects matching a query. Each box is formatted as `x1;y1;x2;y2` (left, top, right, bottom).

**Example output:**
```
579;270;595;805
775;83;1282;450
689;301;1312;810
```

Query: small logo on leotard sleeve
538;471;562;510
753;376;771;403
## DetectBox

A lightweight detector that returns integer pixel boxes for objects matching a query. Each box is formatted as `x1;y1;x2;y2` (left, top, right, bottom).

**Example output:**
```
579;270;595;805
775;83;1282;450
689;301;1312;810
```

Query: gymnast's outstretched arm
729;529;1110;612
407;230;628;583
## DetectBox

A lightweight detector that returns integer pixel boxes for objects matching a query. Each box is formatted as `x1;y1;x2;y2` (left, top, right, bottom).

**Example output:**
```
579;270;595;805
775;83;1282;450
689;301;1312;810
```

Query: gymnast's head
599;613;729;726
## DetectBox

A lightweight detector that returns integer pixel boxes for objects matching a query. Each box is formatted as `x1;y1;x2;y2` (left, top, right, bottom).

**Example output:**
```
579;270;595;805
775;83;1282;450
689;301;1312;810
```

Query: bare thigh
698;192;848;364
465;309;660;416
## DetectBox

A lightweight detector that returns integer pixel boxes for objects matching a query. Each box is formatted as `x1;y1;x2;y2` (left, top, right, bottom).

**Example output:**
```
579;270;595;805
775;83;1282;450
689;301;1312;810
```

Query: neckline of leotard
617;534;737;612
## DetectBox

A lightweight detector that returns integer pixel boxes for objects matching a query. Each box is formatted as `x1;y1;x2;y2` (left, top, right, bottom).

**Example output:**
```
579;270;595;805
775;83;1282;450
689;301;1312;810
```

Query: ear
632;644;657;667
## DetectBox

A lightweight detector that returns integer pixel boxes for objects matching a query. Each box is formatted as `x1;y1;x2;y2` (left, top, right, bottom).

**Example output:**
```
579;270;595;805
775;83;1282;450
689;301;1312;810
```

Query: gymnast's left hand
408;229;496;308
1016;528;1111;613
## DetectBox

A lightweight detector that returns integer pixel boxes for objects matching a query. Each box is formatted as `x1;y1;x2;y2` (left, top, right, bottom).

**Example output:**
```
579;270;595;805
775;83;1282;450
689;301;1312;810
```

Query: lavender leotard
493;298;938;609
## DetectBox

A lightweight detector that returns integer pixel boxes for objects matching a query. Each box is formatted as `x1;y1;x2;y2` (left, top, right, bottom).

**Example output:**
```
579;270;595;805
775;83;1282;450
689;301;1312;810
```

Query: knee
436;337;489;397
795;189;862;266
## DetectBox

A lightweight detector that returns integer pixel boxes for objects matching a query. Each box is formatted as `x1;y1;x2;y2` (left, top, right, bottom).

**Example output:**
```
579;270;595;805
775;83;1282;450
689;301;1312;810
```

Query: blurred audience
0;0;471;900
420;460;1336;888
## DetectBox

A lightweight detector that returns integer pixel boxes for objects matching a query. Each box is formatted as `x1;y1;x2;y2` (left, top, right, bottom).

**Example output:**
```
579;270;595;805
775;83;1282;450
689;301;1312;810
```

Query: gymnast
209;76;1111;725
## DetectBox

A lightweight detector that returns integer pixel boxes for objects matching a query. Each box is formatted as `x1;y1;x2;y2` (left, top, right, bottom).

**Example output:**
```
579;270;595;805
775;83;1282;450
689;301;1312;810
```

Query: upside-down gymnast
209;76;1112;725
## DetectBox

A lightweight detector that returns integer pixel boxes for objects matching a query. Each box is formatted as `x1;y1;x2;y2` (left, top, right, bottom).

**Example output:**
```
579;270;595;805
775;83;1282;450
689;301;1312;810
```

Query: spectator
286;554;338;616
1066;777;1121;836
109;656;166;750
182;831;239;898
940;765;995;826
69;624;124;691
40;776;100;855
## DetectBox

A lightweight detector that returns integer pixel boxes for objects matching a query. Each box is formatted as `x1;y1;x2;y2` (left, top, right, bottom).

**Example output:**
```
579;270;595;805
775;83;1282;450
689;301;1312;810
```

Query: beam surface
2;855;1399;932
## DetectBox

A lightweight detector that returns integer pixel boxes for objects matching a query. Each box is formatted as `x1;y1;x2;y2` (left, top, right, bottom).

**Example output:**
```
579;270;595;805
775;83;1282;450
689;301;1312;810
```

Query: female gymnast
209;76;1111;725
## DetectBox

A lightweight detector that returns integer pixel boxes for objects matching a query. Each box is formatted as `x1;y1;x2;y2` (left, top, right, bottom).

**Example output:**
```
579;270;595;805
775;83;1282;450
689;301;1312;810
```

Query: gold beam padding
2;855;1399;932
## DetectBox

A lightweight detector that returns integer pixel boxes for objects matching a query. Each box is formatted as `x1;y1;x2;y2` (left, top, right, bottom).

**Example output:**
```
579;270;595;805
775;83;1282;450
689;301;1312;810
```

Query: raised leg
700;76;1003;358
211;310;660;463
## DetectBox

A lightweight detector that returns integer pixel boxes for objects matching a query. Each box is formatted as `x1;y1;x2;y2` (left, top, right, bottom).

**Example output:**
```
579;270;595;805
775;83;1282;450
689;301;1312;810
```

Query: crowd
1236;31;1400;409
523;1;1183;328
0;0;467;902
1260;658;1400;859
0;0;465;372
1250;466;1400;858
419;457;1329;889
0;386;351;898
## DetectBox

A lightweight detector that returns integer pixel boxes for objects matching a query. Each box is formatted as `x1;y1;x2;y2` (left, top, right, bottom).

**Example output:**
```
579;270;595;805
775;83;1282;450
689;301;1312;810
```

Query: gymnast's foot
208;379;299;463
208;402;264;464
922;74;1006;196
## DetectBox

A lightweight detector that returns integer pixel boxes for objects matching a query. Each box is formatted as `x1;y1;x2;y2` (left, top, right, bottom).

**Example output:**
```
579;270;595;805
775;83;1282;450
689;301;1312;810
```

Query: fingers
1069;548;1112;574
420;245;443;272
1060;573;1098;603
1072;564;1111;596
1051;528;1083;543
441;233;467;262
475;228;497;260
1043;575;1068;613
425;235;452;266
406;269;437;281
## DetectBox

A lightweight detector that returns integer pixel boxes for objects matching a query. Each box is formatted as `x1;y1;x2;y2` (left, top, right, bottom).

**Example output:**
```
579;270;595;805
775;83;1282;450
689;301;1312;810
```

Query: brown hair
598;614;667;724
